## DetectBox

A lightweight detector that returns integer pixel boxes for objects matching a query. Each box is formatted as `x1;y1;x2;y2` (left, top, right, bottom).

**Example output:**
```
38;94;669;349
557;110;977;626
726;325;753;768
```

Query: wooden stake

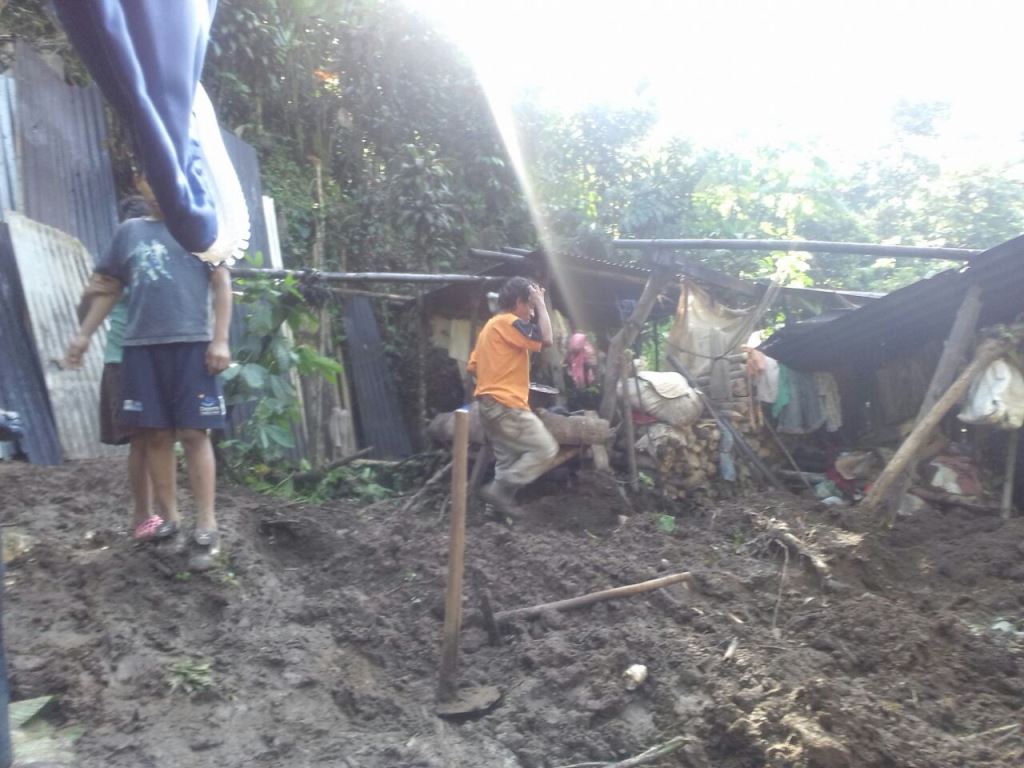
437;409;469;702
494;571;691;623
1002;429;1019;519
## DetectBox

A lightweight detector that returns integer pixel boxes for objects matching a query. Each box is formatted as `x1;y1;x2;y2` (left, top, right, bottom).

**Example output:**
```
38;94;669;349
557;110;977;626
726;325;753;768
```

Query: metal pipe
231;267;503;285
614;238;979;261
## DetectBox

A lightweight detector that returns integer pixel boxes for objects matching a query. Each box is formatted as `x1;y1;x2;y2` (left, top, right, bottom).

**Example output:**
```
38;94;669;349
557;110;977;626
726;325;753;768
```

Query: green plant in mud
221;255;342;466
167;659;215;696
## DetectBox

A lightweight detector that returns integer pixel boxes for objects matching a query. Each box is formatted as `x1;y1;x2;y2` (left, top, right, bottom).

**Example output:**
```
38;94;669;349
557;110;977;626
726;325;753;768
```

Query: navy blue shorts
119;342;226;430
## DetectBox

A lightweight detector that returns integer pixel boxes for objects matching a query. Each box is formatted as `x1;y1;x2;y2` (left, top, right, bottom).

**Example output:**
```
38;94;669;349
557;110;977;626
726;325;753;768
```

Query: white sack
957;359;1024;429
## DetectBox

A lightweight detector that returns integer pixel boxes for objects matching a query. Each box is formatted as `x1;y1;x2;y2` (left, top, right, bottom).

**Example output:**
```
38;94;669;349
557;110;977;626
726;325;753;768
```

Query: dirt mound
2;458;1023;767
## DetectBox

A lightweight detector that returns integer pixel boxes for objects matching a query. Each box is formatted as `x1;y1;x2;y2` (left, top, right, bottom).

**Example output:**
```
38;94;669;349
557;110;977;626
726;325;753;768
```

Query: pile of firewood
635;414;778;502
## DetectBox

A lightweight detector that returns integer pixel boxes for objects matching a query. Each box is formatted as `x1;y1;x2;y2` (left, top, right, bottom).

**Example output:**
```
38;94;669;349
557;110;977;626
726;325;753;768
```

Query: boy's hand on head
528;284;545;308
65;334;90;369
206;340;231;375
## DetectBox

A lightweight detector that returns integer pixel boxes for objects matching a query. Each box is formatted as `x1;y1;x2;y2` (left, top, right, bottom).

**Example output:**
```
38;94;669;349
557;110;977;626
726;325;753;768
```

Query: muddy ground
2;457;1023;767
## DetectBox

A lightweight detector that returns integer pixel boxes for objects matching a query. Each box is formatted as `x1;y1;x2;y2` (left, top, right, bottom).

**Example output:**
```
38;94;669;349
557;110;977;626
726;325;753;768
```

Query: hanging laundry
815;371;843;432
775;366;826;434
566;332;596;388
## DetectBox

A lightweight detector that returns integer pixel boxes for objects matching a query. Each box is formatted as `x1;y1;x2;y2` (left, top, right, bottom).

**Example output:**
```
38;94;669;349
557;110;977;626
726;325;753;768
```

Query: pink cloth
567;333;595;387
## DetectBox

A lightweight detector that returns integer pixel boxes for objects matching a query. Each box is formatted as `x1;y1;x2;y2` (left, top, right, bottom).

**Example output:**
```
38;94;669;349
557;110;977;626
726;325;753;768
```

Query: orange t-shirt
468;312;543;410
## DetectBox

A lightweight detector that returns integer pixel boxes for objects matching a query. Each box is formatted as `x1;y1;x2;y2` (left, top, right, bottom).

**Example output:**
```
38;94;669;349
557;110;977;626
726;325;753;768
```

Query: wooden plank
494;571;692;622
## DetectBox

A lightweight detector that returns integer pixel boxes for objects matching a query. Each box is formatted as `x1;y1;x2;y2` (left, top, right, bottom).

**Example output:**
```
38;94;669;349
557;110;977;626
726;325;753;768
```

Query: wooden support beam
614;238;979;261
598;266;675;420
873;285;982;521
863;335;1014;525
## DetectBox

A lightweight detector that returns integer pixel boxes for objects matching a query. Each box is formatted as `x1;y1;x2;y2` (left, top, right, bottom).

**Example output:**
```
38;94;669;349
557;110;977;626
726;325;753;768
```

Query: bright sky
403;0;1024;164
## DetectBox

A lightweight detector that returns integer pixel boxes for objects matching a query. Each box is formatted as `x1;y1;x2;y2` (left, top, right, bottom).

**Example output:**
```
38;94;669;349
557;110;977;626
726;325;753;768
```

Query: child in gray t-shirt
66;182;233;572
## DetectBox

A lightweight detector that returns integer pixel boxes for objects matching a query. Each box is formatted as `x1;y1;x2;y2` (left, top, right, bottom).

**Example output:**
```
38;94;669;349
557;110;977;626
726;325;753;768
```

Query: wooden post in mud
1002;429;1019;519
438;409;469;702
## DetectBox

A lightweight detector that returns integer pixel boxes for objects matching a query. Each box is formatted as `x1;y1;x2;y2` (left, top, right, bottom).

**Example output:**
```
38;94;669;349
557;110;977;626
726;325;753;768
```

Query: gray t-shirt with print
97;218;214;347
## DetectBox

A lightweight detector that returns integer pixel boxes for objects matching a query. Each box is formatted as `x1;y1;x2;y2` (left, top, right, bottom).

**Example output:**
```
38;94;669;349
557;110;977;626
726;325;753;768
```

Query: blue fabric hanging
52;0;220;253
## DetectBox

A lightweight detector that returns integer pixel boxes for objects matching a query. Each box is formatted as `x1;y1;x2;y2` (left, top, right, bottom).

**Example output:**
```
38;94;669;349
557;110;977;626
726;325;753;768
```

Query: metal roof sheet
760;234;1024;370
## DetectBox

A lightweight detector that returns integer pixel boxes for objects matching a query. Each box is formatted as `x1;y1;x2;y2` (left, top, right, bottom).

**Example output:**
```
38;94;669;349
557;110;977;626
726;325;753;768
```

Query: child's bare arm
66;274;122;368
206;266;233;374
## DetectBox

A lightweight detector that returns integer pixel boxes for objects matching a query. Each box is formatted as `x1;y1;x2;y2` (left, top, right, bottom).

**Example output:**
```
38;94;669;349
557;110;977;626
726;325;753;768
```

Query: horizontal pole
231;267;503;285
319;287;415;302
468;248;524;262
613;238;979;261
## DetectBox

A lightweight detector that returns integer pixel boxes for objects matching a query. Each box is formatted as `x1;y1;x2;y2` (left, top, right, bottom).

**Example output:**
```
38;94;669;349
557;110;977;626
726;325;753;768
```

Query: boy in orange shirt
468;277;559;514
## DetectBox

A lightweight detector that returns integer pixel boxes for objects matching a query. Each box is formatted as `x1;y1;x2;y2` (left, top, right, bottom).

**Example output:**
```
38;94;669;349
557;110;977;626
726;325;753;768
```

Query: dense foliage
5;0;1022;291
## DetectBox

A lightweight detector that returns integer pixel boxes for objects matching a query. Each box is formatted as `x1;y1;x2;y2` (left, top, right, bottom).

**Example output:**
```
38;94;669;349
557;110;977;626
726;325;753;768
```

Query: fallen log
288;446;375;484
494;571;691;623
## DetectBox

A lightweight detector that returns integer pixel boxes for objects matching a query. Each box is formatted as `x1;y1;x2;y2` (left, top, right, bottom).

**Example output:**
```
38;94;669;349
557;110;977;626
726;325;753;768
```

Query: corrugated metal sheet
6;212;123;460
0;75;19;217
14;43;118;261
344;297;413;458
0;223;62;465
761;234;1024;371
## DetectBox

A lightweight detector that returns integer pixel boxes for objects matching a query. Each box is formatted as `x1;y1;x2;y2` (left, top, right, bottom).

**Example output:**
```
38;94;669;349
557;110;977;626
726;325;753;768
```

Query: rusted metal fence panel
0;223;62;465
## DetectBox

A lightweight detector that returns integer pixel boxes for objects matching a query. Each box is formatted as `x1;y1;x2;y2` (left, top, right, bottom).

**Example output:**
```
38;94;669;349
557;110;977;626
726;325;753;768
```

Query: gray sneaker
188;528;221;572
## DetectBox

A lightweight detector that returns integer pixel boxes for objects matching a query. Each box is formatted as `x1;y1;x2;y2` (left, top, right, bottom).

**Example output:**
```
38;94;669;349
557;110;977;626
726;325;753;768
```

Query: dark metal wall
344;297;413;458
13;43;118;262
